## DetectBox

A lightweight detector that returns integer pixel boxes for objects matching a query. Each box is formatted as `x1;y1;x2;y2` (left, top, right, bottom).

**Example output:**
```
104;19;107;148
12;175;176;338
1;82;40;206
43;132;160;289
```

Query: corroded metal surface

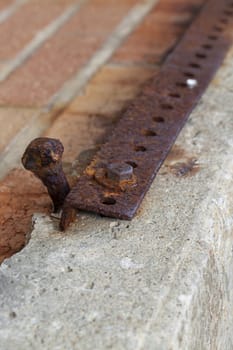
61;0;233;229
22;138;70;213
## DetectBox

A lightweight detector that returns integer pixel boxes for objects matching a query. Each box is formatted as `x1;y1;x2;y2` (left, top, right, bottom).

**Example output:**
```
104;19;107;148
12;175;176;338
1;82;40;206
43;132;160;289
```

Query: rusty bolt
22;137;70;212
106;162;133;183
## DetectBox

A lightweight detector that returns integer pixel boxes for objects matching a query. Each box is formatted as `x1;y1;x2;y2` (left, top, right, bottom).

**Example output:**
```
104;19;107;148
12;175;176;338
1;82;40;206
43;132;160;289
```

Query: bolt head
106;162;133;182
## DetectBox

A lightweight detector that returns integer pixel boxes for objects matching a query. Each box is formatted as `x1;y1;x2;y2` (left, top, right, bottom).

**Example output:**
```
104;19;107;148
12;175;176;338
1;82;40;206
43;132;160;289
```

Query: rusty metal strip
61;0;233;229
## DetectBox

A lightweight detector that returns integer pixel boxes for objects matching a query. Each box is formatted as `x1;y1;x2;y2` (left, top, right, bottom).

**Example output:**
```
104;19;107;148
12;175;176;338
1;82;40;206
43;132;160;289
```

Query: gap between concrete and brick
0;0;28;25
0;0;88;82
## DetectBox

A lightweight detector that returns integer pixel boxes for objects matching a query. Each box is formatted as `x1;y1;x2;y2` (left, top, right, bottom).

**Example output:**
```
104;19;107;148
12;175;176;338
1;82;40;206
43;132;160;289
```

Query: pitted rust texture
61;0;233;229
22;138;70;213
93;163;137;192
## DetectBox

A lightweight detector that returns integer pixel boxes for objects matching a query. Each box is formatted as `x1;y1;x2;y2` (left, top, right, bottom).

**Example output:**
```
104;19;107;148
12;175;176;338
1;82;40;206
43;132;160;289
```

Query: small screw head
106;162;133;182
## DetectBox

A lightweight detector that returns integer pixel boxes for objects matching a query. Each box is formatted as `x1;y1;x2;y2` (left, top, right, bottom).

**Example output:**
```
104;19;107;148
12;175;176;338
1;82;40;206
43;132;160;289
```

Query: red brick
0;0;75;61
112;0;205;65
68;65;156;114
0;169;50;263
0;0;14;11
0;0;139;107
46;112;109;163
46;65;155;162
0;107;37;153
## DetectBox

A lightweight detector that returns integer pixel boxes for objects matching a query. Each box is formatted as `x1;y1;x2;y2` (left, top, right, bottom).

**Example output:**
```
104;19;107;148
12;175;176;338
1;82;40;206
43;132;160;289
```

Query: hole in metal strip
153;116;165;123
195;53;207;59
135;146;147;152
142;129;157;137
208;35;218;40
219;18;228;24
183;72;195;78
160;103;174;110
176;82;187;88
202;44;213;50
102;197;116;205
213;25;224;32
168;92;181;98
189;62;201;69
223;10;233;15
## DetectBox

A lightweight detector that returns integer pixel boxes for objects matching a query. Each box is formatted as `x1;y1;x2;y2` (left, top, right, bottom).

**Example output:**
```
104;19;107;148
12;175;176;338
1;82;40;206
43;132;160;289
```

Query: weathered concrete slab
1;50;233;350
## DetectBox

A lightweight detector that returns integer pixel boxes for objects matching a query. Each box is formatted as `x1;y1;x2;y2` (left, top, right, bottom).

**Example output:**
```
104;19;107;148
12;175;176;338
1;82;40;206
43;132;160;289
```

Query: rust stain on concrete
0;169;51;263
164;145;200;178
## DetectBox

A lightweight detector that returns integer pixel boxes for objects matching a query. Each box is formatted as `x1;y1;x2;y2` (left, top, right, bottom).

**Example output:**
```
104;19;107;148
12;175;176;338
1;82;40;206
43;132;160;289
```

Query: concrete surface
1;47;233;350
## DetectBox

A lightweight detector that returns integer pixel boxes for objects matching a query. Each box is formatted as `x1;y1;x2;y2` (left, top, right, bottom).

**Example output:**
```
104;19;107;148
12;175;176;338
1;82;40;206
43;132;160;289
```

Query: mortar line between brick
48;0;160;110
0;0;28;25
0;104;39;110
106;62;159;70
0;0;160;180
0;109;55;179
0;0;88;82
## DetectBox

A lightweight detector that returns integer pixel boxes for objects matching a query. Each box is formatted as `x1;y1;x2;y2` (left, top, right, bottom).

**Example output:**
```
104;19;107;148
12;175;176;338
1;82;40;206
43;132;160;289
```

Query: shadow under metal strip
61;0;233;230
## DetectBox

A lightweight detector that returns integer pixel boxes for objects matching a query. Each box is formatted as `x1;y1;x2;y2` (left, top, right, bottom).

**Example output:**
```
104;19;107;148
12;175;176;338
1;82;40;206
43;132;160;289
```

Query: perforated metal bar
61;0;233;229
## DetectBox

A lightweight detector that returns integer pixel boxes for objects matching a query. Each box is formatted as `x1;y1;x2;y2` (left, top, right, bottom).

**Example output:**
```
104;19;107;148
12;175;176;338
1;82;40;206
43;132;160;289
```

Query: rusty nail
106;162;133;183
22;137;70;212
